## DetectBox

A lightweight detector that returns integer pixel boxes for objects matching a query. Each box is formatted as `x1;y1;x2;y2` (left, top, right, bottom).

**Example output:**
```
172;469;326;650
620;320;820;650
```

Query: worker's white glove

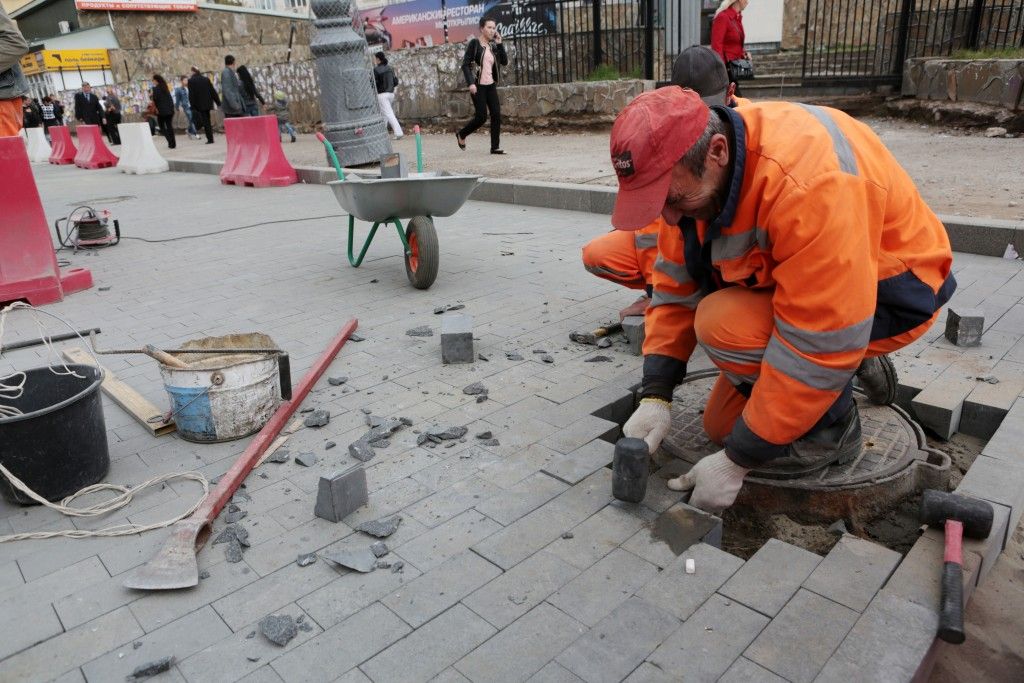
623;397;672;453
667;449;750;514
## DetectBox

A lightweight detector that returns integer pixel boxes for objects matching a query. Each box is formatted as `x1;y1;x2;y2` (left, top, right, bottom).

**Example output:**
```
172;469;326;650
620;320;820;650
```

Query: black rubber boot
754;402;864;479
855;355;898;405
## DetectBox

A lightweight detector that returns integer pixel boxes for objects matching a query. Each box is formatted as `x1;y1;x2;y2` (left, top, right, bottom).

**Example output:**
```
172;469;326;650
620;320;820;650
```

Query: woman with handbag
455;17;508;155
711;0;751;94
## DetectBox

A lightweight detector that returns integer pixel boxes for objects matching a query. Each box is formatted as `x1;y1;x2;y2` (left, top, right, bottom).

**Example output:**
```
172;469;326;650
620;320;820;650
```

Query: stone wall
902;58;1024;110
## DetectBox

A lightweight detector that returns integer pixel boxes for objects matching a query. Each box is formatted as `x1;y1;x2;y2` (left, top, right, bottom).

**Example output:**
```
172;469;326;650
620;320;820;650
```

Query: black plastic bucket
0;364;109;505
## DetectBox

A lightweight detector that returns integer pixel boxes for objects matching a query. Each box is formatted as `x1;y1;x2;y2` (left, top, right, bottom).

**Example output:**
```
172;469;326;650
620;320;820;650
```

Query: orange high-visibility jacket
643;102;955;466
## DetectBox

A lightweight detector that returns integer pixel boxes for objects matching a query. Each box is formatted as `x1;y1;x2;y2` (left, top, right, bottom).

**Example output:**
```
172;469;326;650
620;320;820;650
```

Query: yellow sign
41;49;111;70
19;52;44;76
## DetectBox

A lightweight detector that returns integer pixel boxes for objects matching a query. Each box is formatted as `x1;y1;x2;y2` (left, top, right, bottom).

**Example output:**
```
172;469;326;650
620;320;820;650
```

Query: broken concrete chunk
224;509;248;524
533;349;548;354
478;353;489;362
540;354;554;364
128;656;175;680
569;331;597;345
349;333;365;342
298;620;313;633
585;355;613;363
391;560;405;573
406;325;433;337
427;425;469;440
596;337;613;349
265;449;290;464
322;548;378;573
325;441;336;450
505;352;524;361
198;570;210;580
213;524;250;547
348;440;376;462
561;531;574;539
475;431;493;440
441;313;474;364
480;439;500;447
376;560;392;570
259;614;299;647
363;417;404;443
370;541;389;558
327;376;348;386
399;416;413;426
463;382;488;396
360;407;373;415
304;409;331;428
355;516;402;538
225;538;245;563
476;395;488;403
297;552;318;567
314;465;368;523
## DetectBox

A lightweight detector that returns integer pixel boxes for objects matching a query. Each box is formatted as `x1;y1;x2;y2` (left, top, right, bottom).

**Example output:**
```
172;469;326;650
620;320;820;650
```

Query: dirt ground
161;116;1024;222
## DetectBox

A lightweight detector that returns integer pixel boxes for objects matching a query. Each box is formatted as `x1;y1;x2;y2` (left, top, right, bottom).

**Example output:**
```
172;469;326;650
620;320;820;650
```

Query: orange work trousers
0;99;23;137
582;223;660;290
695;287;936;444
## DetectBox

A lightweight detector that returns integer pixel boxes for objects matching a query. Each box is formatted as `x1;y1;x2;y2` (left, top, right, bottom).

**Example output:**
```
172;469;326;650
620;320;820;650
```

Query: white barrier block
25;128;52;164
117;122;168;174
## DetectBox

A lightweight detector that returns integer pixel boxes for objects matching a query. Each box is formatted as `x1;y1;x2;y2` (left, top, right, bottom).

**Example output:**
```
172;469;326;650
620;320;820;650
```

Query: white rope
0;302;210;542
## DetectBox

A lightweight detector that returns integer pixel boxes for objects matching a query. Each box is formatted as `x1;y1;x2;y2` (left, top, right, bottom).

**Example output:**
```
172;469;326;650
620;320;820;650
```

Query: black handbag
728;58;754;80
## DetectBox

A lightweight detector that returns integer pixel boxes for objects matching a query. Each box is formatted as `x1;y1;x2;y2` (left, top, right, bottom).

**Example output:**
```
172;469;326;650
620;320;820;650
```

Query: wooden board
62;347;176;436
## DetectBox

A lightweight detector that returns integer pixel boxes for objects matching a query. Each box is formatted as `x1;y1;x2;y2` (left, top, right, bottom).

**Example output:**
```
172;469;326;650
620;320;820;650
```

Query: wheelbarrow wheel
404;216;439;289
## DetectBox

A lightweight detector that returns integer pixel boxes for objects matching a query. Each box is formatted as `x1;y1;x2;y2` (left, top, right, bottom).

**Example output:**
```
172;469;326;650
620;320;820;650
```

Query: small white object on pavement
685;558;696;574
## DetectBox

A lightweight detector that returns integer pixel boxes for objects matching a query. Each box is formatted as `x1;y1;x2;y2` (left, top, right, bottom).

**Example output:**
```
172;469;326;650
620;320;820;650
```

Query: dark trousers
194;109;214;142
157;114;176;148
105;122;120;145
457;83;501;151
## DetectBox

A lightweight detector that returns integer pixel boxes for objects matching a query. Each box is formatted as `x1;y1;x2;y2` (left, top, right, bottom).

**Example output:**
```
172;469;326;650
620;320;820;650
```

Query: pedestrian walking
104;102;121;145
456;17;508;155
711;0;751;94
74;82;105;126
144;100;158;136
151;74;176;149
21;98;40;127
272;90;296;143
372;52;403;139
236;65;264;117
173;76;198;138
0;5;29;136
40;95;59;136
52;97;64;125
220;55;244;119
187;66;220;144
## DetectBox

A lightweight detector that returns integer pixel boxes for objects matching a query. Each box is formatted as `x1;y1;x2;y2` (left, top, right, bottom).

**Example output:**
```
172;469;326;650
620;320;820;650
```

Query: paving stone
430;669;472;683
981;395;1024;464
473;472;568;526
719;538;822;617
744;589;859;683
622;662;674;683
0;607;144;682
548;548;659;627
270;603;411;683
960;375;1024;439
82;606;231;682
321;547;378;573
441;314;474;364
944;307;984;346
880;533;982;611
354;515;403;538
717;657;787;683
359;605;496;683
646;593;769;682
538;415;619;455
802;534;902;612
382;550;502;627
545;503;654;570
815;593;939;683
455;603;588;683
956;454;1024;537
621;315;645;355
477;443;562;489
528;662;584;682
556;597;680;683
405;476;504;528
393;509;501;572
462;550;580;629
212;561;340;632
541;439;615;485
922;499;1010;584
314;466;368;523
911;364;980;438
635;542;745;621
243;515;355;577
297;558;422;630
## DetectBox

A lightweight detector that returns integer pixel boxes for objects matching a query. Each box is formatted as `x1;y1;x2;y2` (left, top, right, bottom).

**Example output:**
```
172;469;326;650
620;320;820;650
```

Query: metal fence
801;0;1024;86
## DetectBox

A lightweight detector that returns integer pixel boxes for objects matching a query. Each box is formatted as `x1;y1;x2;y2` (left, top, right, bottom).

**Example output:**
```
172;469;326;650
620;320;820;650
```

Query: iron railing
802;0;1024;86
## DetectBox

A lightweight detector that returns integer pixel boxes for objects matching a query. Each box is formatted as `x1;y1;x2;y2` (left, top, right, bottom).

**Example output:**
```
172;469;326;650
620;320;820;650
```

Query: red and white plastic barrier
25;128;52;164
220;115;297;188
48;125;77;165
73;124;119;169
117;123;168;175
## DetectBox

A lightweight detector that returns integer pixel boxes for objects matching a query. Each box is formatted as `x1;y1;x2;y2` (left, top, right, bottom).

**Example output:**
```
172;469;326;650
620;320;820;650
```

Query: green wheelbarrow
317;130;480;289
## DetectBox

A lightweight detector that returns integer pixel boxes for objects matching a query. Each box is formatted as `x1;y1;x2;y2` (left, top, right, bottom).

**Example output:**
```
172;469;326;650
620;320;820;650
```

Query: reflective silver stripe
798;103;859;176
763;336;853;391
635;232;659;249
724;370;760;386
711;226;771;262
650;289;703;309
699;342;764;367
654;255;692;285
584;264;643;284
774;315;872;355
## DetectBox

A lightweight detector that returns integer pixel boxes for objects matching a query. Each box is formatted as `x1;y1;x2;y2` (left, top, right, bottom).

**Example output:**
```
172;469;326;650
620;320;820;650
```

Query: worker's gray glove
667;449;750;513
623;397;672;454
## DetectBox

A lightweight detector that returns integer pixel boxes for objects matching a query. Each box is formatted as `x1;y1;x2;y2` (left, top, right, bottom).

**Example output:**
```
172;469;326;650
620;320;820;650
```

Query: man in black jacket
187;66;221;144
73;82;104;126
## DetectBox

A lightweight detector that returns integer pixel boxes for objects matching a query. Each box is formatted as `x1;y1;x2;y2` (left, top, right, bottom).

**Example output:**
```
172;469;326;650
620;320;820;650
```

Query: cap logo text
613;151;635;177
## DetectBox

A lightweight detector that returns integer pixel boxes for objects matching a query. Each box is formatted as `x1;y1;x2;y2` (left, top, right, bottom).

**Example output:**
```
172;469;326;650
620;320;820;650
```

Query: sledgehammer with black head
919;489;994;644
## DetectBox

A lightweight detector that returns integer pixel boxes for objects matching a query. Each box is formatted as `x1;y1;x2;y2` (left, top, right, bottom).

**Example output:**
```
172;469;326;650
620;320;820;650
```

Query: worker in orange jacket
582;47;749;320
611;87;955;512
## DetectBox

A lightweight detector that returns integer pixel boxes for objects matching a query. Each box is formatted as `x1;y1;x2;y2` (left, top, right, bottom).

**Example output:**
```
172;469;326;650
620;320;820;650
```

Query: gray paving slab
431;669;473;683
382;550;502;628
359;605;496;683
537;415;619;454
405;476;505;528
541;439;615;485
802;534;902;612
389;510;502;572
528;662;585;682
297;555;421;631
622;662;675;683
547;548;659;627
270;603;410;683
981;395;1024;465
634;542;745;621
960;372;1024;439
717;657;787;683
472;472;568;526
743;589;859;683
462;550;580;629
555;597;679;683
910;363;981;438
718;538;822;618
545;503;655;570
454;603;588;683
212;561;340;632
646;593;769;683
956;454;1024;537
127;559;258;632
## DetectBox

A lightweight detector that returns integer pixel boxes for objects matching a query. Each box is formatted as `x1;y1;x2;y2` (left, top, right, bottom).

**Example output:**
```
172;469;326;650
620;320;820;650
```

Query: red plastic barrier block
0;137;93;306
220;115;298;188
48;125;77;165
74;124;119;169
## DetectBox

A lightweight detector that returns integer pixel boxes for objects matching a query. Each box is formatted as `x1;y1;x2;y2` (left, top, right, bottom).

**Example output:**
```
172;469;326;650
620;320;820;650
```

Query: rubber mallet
612;437;649;503
919;489;995;644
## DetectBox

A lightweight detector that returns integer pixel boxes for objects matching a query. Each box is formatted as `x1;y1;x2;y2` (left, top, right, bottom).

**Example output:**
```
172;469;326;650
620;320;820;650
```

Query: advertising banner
75;0;197;11
40;49;112;70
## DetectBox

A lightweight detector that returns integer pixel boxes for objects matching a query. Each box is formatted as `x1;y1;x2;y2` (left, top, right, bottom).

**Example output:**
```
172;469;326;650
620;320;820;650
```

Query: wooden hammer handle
143;345;189;369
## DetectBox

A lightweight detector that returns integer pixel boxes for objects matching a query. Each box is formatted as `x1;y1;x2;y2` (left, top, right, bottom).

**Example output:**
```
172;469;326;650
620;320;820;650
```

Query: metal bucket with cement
160;333;281;443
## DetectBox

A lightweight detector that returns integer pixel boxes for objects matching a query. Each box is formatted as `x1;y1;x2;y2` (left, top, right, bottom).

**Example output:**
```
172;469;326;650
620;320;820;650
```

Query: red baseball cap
610;87;710;230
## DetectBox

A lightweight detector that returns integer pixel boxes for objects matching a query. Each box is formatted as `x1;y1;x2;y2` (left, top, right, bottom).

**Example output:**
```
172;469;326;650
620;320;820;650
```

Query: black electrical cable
121;214;347;244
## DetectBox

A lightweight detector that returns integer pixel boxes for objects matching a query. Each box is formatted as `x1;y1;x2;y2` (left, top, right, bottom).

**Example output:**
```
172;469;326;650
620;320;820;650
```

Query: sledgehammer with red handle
919;489;994;644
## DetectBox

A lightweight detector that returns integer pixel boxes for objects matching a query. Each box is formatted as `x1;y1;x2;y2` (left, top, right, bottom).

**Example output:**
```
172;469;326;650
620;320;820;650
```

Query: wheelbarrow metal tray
329;172;480;223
